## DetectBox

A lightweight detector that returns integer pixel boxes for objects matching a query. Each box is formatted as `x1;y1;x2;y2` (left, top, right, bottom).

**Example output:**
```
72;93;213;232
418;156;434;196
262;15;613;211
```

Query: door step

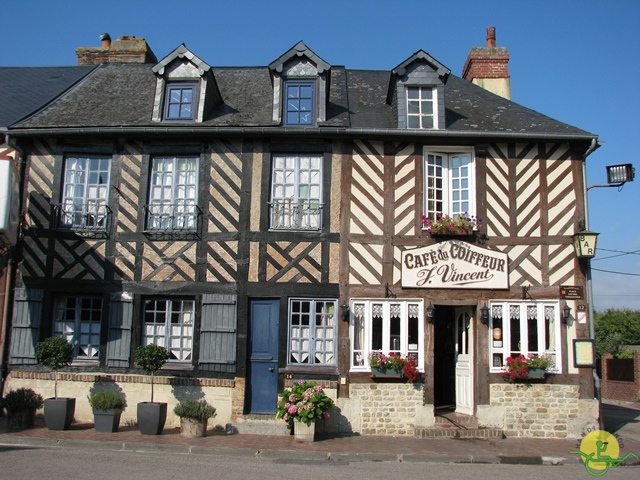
414;411;504;438
435;411;479;428
415;427;504;438
233;414;290;436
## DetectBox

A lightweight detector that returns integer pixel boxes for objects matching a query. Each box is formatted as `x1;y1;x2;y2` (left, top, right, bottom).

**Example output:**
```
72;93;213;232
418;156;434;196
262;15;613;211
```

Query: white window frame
488;301;562;373
53;295;102;359
349;299;424;372
423;147;476;224
407;86;437;129
147;156;199;231
270;154;323;230
143;297;194;363
287;298;337;366
60;156;111;230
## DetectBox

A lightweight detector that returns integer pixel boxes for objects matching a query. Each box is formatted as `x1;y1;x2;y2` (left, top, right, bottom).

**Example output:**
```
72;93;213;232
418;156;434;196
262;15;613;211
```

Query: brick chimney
462;27;511;99
76;34;157;65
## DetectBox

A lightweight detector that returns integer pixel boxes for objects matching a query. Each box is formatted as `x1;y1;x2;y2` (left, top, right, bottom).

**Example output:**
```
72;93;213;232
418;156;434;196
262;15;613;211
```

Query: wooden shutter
9;288;43;365
199;294;237;373
105;294;134;368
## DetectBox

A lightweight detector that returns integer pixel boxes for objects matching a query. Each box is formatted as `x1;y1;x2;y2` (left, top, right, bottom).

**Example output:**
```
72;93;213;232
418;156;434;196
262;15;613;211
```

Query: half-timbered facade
3;32;600;438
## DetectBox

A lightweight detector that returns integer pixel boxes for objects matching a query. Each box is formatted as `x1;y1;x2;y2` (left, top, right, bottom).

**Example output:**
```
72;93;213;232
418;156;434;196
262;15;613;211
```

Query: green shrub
35;337;74;398
88;390;126;411
4;388;44;413
173;399;216;422
135;344;169;402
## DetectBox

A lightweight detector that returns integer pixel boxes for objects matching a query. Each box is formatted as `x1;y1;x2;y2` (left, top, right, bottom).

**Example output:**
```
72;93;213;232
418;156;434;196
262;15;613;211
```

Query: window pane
60;156;110;229
53;296;102;358
148;157;198;231
270;154;322;230
289;299;336;366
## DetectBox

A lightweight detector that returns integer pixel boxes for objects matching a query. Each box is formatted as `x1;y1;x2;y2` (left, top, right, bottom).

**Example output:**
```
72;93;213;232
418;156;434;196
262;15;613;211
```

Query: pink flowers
275;380;335;426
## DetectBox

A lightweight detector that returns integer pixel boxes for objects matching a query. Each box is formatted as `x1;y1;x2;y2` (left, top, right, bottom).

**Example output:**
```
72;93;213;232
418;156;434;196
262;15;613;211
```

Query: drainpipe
581;137;603;430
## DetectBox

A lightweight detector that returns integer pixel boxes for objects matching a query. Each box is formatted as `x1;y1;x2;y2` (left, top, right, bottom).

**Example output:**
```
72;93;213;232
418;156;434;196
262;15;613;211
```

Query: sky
3;0;639;311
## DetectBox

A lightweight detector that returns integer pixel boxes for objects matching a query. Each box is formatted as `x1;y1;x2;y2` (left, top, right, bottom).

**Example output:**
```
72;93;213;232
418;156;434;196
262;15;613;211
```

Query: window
146;156;198;231
350;300;424;371
164;83;197;121
59;156;110;230
53;296;102;359
489;302;561;372
423;149;476;223
407;86;436;129
284;80;315;126
270;154;322;230
288;299;337;366
143;298;194;362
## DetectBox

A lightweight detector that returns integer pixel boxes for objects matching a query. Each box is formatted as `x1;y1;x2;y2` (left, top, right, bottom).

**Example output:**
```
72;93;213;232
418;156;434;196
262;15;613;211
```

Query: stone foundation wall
4;371;235;429
348;383;424;435
490;383;593;438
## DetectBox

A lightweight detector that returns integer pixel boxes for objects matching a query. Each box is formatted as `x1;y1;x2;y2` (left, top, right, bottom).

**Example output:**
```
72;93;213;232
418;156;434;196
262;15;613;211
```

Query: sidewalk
1;416;635;466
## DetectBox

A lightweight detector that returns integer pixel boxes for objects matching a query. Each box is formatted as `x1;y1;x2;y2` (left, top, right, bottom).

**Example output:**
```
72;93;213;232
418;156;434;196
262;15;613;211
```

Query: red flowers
369;352;420;382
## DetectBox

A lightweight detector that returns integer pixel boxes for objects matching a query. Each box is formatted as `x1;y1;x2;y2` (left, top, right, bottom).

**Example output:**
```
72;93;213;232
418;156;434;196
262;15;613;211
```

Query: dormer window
269;41;331;126
151;45;221;123
388;50;450;130
285;80;315;126
407;86;436;129
164;83;197;121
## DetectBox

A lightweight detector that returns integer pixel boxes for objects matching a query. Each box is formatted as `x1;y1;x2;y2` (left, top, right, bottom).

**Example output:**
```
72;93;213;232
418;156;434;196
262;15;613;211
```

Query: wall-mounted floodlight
606;164;635;185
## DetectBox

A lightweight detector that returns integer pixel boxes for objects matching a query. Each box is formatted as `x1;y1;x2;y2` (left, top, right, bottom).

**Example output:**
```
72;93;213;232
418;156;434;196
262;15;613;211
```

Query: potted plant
35;336;75;430
3;387;43;430
422;212;481;235
135;344;169;435
501;353;552;381
525;353;552;378
368;352;419;381
275;380;334;442
88;389;126;433
173;399;216;438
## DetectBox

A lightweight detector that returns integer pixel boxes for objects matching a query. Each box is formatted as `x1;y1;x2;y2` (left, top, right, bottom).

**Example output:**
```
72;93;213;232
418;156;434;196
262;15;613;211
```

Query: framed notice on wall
573;339;596;368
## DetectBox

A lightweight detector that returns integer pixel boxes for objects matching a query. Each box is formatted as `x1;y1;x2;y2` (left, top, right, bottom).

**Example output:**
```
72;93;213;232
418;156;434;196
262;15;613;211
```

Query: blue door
248;299;279;413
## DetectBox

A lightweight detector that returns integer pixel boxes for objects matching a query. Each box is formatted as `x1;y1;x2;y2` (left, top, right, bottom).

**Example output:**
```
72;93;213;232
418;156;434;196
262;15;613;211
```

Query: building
0;65;95;393
2;30;600;438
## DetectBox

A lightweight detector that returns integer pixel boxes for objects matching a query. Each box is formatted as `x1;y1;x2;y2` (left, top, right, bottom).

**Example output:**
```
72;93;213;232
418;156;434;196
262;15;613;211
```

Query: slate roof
9;60;595;139
0;66;95;128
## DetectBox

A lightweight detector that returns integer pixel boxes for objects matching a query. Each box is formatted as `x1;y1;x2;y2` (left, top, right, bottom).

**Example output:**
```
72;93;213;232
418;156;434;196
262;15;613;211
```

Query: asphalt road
0;445;638;480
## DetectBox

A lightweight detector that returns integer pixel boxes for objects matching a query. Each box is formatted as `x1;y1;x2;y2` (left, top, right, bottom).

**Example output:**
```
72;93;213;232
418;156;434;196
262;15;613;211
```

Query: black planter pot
44;398;76;430
93;408;123;433
137;402;167;435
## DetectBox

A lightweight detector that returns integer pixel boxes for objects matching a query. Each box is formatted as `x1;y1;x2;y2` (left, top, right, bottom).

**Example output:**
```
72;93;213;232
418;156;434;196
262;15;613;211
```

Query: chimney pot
100;33;111;49
487;26;496;48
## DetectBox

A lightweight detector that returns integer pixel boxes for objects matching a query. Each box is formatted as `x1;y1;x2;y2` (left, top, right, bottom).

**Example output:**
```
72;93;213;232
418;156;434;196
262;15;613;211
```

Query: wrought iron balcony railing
53;203;111;232
269;200;323;230
144;203;201;232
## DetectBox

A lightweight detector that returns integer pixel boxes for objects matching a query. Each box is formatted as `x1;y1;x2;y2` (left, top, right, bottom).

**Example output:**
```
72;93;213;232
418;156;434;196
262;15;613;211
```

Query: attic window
284;80;315;126
164;83;197;121
407;86;436;129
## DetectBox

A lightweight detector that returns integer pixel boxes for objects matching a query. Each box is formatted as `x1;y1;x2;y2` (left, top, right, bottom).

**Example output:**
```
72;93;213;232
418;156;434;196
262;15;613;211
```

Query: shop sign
401;240;509;289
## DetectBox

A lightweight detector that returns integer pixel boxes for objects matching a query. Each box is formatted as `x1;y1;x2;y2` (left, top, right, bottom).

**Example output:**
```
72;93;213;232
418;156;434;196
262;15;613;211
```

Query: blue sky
4;0;640;311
